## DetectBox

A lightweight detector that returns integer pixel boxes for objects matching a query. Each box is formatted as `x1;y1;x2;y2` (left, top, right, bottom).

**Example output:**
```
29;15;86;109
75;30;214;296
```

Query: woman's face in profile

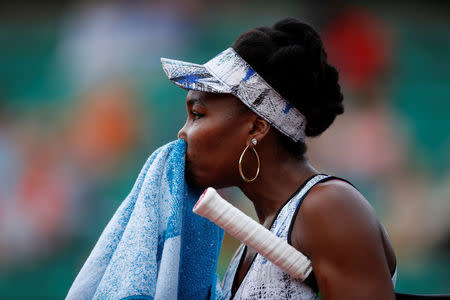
178;91;252;189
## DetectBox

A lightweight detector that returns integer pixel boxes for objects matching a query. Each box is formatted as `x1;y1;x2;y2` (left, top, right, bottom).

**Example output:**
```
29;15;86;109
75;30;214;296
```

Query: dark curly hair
232;17;344;156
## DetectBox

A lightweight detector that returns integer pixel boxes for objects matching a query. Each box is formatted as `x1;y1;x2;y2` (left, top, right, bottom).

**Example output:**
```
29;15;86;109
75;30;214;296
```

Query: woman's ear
249;116;270;144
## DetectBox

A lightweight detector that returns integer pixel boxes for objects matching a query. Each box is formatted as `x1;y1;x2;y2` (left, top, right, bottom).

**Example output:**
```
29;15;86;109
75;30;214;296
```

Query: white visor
161;48;306;142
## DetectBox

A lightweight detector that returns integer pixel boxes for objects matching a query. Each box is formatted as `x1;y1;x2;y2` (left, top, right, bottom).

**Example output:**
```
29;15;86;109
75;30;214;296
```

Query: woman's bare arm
291;180;395;300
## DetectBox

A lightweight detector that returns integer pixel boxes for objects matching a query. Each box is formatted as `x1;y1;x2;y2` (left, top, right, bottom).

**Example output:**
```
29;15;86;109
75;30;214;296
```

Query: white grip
193;187;312;280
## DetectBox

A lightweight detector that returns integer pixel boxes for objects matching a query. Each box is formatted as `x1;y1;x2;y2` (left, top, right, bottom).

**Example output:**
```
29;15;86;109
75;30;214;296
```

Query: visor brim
161;58;231;93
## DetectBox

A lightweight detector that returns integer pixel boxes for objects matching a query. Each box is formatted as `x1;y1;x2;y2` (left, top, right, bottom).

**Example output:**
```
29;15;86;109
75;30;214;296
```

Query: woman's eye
191;110;203;120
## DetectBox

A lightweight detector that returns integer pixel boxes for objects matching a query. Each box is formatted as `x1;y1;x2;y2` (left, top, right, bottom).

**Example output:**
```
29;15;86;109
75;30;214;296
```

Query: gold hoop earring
239;140;260;182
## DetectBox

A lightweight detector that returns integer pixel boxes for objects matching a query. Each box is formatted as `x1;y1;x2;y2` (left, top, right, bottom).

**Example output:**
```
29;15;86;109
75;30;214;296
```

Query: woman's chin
185;164;229;190
186;176;204;190
186;172;221;191
185;168;206;189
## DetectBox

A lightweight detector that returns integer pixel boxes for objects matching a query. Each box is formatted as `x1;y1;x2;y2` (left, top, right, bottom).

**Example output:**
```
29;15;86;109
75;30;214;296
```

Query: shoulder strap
290;175;359;228
290;174;331;209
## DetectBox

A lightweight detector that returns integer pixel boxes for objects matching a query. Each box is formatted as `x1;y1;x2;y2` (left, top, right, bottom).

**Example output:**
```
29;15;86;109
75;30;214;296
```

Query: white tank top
221;174;397;300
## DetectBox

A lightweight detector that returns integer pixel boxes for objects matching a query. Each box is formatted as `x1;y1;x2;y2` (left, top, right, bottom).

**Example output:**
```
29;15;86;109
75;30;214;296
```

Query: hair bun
233;17;344;140
305;63;344;137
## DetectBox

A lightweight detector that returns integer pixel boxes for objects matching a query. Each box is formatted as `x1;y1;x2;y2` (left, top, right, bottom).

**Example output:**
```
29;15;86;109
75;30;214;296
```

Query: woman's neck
239;155;318;227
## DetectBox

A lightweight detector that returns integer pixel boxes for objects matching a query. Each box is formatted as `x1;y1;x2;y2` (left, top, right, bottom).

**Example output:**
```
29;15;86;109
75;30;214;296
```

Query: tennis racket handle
193;187;312;280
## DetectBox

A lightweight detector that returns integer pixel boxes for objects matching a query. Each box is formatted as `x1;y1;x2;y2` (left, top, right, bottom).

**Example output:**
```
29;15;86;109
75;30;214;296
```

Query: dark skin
178;90;397;300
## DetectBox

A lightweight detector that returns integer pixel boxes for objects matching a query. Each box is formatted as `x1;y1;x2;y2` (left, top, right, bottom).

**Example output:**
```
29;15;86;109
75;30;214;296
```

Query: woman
161;17;397;300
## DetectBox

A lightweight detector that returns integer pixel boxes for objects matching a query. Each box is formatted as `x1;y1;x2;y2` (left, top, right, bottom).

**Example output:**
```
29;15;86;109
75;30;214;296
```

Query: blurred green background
0;0;449;298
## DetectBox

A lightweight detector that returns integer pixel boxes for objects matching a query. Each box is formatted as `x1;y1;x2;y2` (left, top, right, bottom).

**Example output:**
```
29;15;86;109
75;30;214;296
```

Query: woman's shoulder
291;177;397;298
292;177;384;259
304;177;379;226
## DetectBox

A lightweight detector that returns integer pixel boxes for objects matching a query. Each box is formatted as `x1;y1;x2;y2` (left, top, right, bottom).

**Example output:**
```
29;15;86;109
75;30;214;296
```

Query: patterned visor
161;48;306;142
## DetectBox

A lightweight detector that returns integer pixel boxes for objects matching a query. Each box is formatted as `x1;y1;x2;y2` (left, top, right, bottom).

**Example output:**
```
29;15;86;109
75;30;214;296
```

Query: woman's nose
177;123;187;140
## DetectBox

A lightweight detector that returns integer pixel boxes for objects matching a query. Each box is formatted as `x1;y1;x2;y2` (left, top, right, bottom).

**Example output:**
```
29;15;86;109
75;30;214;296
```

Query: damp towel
66;139;224;300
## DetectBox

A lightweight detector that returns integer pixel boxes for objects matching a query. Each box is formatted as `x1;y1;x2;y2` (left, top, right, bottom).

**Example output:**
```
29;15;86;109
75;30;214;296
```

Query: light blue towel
66;139;224;299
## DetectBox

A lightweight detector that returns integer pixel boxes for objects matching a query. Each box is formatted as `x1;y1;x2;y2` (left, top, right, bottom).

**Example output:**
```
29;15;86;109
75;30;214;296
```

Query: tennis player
161;17;397;300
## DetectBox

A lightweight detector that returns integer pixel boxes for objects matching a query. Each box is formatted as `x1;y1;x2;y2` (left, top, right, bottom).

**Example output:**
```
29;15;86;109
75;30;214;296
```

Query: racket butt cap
193;187;216;215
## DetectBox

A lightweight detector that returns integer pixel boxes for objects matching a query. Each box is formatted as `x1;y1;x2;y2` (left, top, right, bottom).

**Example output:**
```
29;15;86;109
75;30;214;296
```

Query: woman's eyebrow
186;98;206;107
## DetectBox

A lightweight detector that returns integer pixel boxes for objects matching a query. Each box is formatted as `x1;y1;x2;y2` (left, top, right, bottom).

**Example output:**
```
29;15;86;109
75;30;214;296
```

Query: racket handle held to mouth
193;187;312;281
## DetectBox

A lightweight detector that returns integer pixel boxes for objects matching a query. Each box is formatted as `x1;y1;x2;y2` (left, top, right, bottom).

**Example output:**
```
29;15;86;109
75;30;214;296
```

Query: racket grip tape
193;187;312;280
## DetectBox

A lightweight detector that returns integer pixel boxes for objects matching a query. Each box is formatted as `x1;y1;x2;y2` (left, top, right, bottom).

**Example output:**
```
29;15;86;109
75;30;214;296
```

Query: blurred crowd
0;0;449;298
